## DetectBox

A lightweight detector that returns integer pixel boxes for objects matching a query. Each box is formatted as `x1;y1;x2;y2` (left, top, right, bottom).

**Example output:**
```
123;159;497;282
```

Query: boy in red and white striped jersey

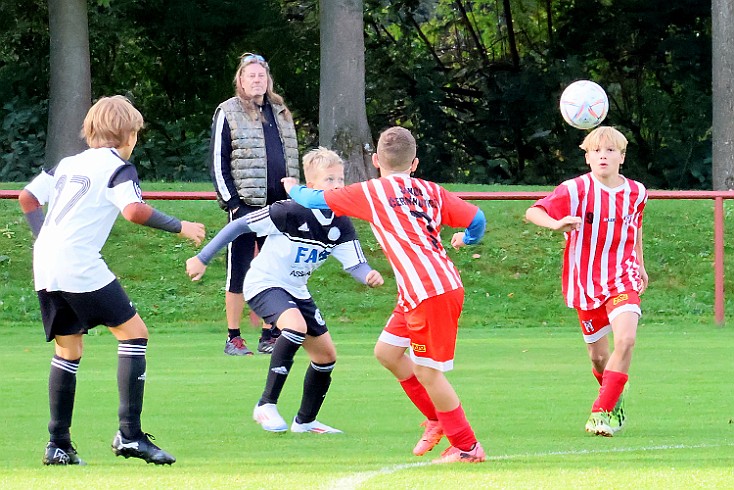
525;126;648;437
282;127;487;463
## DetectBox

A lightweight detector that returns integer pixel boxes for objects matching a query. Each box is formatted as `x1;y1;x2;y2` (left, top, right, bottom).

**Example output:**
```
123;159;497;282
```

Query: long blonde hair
232;52;292;122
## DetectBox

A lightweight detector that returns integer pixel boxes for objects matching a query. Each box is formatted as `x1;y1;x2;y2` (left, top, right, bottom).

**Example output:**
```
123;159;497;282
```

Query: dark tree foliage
0;0;714;189
362;0;712;189
84;0;319;180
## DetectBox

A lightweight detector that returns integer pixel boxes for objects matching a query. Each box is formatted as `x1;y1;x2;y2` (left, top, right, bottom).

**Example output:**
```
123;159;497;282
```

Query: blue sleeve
462;209;486;245
287;185;331;210
345;262;372;285
197;218;253;264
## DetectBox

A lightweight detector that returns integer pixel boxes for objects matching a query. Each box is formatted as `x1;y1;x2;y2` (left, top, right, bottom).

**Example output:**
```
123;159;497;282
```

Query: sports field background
0;184;733;488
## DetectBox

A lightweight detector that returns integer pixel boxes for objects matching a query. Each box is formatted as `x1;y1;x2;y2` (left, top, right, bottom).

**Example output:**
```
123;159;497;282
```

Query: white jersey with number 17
24;148;145;293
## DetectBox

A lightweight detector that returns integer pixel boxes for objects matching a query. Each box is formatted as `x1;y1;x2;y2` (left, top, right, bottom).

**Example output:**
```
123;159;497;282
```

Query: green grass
1;325;733;489
1;182;734;488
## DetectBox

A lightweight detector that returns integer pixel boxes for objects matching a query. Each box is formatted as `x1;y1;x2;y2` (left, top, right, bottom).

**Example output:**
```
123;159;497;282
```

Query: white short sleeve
24;170;54;205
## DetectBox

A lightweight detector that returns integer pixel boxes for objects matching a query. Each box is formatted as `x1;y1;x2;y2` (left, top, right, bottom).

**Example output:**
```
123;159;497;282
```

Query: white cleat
253;403;288;432
290;418;343;434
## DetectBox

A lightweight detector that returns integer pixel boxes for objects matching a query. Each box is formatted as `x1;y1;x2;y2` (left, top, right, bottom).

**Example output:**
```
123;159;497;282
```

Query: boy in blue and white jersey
187;147;383;433
19;96;205;466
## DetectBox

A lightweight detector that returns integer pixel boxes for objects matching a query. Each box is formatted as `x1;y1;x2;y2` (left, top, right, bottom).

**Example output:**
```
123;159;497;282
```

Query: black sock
259;327;272;342
228;328;241;341
48;355;80;448
296;361;335;424
117;338;147;440
258;329;304;405
270;325;281;339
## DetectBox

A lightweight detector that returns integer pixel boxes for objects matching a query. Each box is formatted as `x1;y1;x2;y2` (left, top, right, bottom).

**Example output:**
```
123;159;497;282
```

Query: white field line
324;442;734;490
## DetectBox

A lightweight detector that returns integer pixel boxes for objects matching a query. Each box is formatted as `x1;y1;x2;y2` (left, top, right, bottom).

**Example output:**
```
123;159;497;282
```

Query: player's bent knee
110;313;149;341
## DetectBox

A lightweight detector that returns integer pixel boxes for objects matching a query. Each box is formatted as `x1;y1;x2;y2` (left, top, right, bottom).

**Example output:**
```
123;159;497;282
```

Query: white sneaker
290;417;343;434
253;403;288;432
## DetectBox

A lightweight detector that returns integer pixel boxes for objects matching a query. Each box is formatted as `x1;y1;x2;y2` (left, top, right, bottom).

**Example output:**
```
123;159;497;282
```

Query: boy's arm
451;208;486;250
122;202;205;245
18;190;44;238
525;206;582;232
186;218;254;281
635;229;648;294
344;262;384;288
282;178;331;210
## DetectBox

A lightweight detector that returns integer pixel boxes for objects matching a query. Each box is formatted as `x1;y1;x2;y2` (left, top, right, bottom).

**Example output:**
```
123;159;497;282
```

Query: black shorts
226;205;266;294
247;288;328;337
37;279;137;342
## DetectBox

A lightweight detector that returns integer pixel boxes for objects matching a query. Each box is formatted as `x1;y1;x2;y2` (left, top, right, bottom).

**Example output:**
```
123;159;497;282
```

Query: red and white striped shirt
324;174;478;311
532;173;647;310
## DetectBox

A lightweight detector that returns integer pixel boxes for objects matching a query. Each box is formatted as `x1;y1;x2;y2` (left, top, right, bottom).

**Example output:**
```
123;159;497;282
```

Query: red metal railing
2;188;733;323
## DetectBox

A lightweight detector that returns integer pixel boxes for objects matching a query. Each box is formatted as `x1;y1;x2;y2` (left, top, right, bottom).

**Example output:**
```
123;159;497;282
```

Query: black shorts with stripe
247;288;327;337
37;279;137;341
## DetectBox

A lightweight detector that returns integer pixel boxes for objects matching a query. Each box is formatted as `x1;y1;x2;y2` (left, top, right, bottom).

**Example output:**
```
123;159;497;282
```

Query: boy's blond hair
81;95;144;149
579;126;628;154
302;147;343;182
377;126;417;170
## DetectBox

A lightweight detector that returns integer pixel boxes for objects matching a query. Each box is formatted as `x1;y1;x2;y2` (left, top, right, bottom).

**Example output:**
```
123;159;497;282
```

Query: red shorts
576;291;641;343
378;288;464;372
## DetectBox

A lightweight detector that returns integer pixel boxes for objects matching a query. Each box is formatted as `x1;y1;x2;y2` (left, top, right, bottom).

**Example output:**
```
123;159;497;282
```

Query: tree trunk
501;0;520;69
712;0;734;190
46;0;91;169
319;0;376;184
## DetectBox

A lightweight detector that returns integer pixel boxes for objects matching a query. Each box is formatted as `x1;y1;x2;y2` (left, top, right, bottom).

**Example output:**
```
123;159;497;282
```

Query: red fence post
714;197;725;325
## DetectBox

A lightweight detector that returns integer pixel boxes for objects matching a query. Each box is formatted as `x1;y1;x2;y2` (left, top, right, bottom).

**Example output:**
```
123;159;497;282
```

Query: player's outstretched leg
46;355;83;465
290;361;341;433
111;431;176;465
254;328;305;432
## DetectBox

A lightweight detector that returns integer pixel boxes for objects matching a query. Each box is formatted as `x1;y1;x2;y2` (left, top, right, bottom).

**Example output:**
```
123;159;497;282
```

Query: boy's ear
410;158;419;172
371;153;380;169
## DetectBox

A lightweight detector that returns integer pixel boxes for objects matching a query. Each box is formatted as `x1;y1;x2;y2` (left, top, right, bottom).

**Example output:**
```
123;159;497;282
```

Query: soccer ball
559;80;609;130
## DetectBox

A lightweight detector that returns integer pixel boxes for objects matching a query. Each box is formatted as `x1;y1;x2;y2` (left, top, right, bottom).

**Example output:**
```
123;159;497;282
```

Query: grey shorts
247;288;328;337
37;279;137;341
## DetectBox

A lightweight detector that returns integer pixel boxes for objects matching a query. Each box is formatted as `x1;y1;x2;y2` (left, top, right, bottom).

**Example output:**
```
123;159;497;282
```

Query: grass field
1;325;733;489
1;182;733;488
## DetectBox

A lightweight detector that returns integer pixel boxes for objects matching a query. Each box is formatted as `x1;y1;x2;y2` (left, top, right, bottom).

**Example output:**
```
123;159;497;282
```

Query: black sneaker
42;441;86;466
257;337;277;354
111;431;176;465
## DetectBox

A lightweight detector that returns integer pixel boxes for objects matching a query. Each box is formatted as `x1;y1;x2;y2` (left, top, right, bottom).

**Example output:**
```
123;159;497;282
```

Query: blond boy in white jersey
19;95;205;465
525;126;648;437
187;147;383;434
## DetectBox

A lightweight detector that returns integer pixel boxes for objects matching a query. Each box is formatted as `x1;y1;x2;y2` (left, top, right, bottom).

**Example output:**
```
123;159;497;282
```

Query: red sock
592;370;628;412
436;404;477;451
399;375;437;420
592;368;603;385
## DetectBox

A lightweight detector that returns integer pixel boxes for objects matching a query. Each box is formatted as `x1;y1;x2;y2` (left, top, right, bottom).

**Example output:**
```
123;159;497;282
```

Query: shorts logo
411;342;426;353
613;293;629;306
582;320;594;333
